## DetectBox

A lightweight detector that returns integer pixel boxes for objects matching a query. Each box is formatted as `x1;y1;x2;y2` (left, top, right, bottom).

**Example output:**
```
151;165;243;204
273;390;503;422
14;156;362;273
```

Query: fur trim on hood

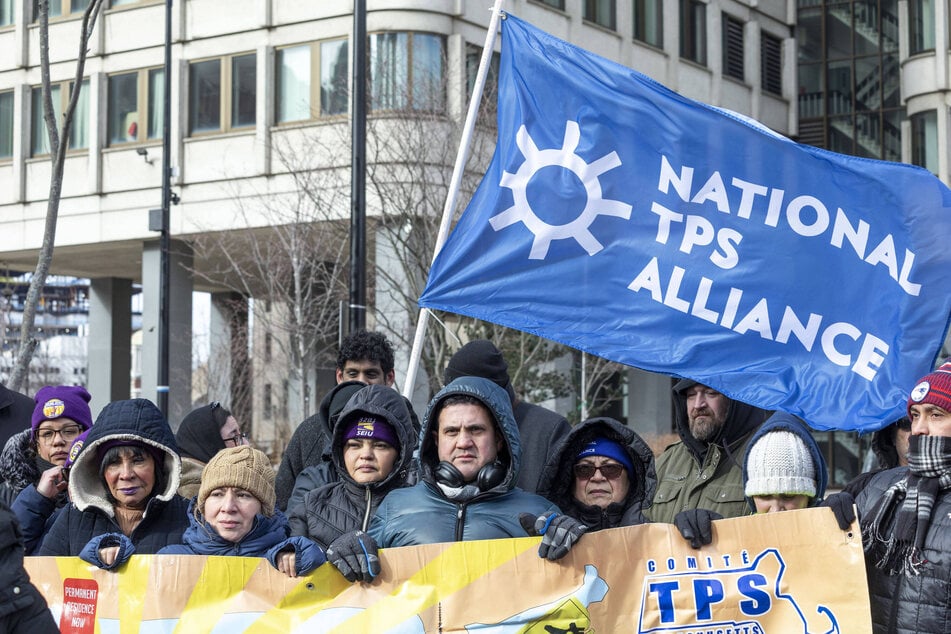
0;429;40;494
67;399;181;517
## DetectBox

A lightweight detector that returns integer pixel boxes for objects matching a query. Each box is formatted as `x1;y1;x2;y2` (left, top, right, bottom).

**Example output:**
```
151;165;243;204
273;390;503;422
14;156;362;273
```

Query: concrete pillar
141;239;193;428
87;277;133;417
209;292;251;432
626;368;673;437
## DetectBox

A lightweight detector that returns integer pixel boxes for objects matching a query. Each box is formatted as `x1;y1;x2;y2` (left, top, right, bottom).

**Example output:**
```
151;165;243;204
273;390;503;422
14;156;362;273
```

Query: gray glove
674;509;722;549
520;512;587;561
326;530;380;583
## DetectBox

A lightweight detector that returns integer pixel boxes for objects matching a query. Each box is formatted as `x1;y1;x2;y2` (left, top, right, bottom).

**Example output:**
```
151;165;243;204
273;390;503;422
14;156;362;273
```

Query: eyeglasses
223;432;249;447
573;462;625;480
36;425;82;445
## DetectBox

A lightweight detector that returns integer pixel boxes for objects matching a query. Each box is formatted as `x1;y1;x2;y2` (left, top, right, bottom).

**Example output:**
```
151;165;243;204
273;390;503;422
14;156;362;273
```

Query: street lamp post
157;0;173;415
349;0;367;334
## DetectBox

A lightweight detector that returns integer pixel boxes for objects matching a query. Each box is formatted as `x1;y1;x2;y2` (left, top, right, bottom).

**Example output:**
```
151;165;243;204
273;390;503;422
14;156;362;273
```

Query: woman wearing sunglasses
535;417;657;532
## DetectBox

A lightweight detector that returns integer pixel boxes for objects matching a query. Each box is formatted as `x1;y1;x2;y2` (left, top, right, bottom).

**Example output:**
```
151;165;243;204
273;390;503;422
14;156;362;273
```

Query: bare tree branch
11;0;104;391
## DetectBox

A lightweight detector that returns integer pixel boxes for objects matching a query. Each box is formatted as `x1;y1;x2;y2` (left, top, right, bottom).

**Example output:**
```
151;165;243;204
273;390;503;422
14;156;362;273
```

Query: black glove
674;509;722;549
818;491;856;531
326;530;380;583
519;512;587;561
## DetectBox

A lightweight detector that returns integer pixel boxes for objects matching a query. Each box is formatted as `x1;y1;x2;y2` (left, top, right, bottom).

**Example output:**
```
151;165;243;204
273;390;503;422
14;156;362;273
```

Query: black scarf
862;434;951;575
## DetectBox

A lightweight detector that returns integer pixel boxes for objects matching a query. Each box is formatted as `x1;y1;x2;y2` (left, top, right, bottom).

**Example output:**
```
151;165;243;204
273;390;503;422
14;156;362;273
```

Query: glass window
231;54;256;128
583;0;616;31
412;33;444;112
535;0;564;9
189;59;220;134
108;68;163;145
277;45;311;123
680;0;707;66
370;32;445;113
827;60;852;115
320;39;348;116
722;14;744;81
798;63;823;119
370;32;408;110
909;0;935;55
0;91;12;158
466;44;500;122
189;54;257;135
0;0;13;27
761;32;782;95
882;108;902;162
633;0;662;48
276;39;349;124
148;67;164;138
108;73;137;144
910;110;938;174
31;80;89;155
33;0;88;18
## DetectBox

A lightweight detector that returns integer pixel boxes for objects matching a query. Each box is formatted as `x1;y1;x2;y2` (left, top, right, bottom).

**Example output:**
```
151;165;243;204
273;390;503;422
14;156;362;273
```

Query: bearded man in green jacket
646;380;768;524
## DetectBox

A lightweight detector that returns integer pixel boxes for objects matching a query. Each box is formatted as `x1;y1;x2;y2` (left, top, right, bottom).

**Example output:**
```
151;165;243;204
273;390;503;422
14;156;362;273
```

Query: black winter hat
328;381;367;424
444;340;516;401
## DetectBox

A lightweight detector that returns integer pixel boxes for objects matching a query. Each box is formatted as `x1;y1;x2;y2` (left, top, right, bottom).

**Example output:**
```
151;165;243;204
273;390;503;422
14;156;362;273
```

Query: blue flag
419;14;951;432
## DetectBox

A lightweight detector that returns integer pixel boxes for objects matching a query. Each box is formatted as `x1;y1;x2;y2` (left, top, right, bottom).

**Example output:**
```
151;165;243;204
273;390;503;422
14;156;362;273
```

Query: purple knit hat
32;385;94;436
343;414;398;448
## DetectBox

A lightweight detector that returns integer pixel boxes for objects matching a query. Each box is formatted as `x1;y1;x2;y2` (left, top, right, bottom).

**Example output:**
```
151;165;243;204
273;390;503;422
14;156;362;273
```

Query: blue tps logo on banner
419;14;951;432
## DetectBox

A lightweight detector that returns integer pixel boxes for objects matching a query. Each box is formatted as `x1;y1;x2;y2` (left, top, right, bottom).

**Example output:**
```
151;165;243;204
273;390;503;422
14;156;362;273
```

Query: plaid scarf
862;434;951;575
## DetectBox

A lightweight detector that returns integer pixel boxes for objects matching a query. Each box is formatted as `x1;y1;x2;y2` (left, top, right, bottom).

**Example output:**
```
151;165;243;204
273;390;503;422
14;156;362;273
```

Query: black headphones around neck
434;460;506;492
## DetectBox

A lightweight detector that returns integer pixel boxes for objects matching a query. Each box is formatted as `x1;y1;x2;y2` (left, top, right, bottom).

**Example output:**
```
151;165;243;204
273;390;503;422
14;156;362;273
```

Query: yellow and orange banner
25;507;870;633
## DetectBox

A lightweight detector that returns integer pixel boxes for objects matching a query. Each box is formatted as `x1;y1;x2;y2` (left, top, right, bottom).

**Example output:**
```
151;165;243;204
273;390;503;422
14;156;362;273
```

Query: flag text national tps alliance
419;14;951;431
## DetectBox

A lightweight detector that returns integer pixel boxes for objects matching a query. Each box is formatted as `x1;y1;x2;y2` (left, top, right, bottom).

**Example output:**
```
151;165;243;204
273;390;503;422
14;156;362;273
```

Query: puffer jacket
741;412;828;511
276;381;422;510
289;385;416;549
646;379;768;523
38;399;190;556
159;500;325;574
0;384;32;456
0;498;58;633
369;377;558;547
537;417;656;531
856;467;951;634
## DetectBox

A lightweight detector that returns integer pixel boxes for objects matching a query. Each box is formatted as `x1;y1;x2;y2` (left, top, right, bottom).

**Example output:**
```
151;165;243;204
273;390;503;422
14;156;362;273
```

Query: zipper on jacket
361;486;372;532
454;503;468;542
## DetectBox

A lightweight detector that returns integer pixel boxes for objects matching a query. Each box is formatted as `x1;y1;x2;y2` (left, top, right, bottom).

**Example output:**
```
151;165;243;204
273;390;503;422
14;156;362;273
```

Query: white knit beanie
744;431;816;498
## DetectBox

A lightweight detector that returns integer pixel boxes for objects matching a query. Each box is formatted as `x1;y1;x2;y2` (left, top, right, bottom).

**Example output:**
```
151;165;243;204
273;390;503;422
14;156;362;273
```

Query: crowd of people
0;328;947;632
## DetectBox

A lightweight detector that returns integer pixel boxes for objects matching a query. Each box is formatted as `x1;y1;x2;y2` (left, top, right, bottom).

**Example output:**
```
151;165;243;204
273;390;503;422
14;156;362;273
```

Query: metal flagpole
401;0;506;399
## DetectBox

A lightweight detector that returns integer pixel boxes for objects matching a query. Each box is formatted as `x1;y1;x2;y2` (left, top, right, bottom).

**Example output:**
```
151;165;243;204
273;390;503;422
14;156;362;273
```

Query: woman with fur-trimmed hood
537;417;656;531
37;399;190;569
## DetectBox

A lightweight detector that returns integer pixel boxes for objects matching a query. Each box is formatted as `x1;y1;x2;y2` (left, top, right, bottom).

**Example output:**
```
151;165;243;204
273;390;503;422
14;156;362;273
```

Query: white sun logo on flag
489;121;633;260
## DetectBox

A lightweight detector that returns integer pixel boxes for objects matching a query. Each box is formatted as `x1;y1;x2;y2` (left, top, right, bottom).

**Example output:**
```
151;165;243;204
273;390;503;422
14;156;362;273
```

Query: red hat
908;362;951;416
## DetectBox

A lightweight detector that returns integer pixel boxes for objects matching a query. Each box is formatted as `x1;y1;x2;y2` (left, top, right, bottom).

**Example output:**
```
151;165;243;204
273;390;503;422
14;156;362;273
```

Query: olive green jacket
645;378;767;524
644;431;757;524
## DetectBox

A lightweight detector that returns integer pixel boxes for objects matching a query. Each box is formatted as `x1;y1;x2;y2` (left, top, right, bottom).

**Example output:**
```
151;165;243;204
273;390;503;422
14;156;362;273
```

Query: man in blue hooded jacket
324;377;564;582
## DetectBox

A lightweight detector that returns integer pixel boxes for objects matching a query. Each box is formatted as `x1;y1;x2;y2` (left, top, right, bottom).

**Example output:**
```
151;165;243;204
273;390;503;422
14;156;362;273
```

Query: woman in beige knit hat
158;445;325;577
